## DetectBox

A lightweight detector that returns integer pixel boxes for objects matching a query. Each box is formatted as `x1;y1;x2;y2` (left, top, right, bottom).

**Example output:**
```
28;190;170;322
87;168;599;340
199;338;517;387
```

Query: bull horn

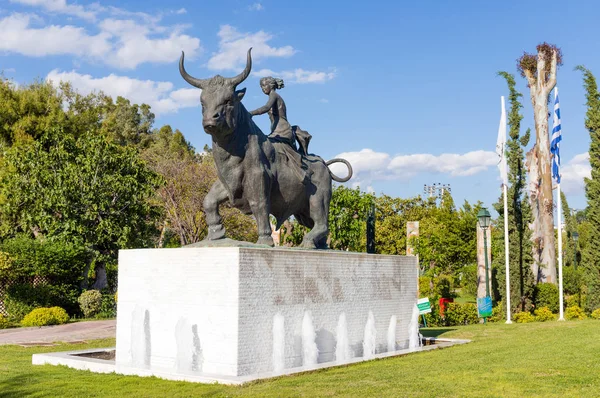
179;51;210;89
226;48;252;87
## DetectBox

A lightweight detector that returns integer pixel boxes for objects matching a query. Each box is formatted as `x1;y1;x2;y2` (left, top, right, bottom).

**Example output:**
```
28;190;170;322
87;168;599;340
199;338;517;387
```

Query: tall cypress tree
576;65;600;311
560;191;577;268
493;72;536;312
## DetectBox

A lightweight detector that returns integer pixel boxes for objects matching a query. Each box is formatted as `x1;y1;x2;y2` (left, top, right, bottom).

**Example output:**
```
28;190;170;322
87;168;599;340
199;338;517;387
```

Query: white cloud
388;150;496;177
319;98;329;103
10;0;97;21
175;8;187;14
328;148;498;189
103;6;158;24
0;13;112;58
561;152;591;195
249;3;264;11
207;25;296;71
98;18;201;69
46;70;200;116
169;87;200;108
253;68;336;84
1;0;202;70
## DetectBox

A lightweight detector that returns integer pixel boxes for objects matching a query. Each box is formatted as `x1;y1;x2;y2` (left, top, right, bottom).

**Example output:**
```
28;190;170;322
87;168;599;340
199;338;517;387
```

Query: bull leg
247;173;274;247
203;180;229;240
300;193;330;249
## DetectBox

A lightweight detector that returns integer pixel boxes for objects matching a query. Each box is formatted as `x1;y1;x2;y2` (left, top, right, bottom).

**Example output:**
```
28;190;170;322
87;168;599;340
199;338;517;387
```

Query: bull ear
235;88;246;102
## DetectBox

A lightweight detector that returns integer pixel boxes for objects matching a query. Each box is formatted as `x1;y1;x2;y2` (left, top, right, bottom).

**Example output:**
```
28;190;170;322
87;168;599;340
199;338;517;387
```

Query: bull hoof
207;224;226;240
300;239;317;250
257;236;274;247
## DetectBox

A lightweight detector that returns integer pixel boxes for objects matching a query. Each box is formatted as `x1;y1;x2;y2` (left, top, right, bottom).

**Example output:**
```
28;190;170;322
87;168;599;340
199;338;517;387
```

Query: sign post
417;297;432;327
477;296;493;319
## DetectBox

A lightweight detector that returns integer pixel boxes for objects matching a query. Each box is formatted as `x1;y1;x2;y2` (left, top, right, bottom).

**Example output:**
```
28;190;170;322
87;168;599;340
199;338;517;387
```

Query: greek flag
551;87;562;184
496;96;508;185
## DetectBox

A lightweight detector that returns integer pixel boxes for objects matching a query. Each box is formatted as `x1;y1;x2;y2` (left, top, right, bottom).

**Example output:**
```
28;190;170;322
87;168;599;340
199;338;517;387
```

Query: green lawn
1;321;599;397
453;289;477;304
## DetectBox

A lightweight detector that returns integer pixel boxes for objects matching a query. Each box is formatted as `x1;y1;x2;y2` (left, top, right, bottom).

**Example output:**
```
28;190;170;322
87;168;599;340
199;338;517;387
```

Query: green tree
575;65;600;311
100;96;155;148
0;79;108;149
492;72;536;312
417;193;480;277
374;195;433;255
0;129;161;289
0;77;160;152
327;185;373;251
560;191;578;268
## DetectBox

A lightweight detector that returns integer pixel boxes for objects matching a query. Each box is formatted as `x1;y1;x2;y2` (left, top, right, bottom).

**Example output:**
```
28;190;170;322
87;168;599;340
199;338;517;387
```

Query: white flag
496;96;508;185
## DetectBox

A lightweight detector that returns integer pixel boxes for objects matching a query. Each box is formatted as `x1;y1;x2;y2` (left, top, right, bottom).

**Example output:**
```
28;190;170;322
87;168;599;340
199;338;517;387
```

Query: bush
0;314;9;329
565;306;587;321
78;290;103;318
460;264;478;297
4;283;79;320
535;283;559;313
3;295;35;323
97;292;117;319
566;294;581;308
489;301;505;323
0;236;87;285
421;301;443;327
0;236;87;318
419;275;455;300
563;266;583;296
419;276;432;298
534;307;555;322
591;308;600;320
434;275;454;299
21;307;69;327
513;311;535;323
445;303;479;326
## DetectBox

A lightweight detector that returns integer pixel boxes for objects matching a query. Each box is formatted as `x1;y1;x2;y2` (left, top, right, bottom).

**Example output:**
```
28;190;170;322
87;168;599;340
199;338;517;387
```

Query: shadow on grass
420;328;456;338
0;374;38;398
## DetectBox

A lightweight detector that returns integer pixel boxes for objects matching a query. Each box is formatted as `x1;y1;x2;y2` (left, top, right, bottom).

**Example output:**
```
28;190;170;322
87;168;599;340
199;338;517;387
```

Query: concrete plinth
113;247;418;379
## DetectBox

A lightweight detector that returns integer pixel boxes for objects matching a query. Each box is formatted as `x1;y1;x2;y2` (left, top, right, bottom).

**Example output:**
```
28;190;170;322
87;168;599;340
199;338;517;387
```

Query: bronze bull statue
179;48;351;249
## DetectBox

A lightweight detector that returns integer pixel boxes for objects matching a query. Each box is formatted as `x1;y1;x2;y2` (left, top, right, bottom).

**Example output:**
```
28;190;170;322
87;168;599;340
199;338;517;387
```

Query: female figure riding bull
250;76;313;184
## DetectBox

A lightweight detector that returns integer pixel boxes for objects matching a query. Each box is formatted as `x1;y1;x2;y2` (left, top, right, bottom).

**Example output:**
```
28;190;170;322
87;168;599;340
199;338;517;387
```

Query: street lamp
477;208;492;298
572;231;579;270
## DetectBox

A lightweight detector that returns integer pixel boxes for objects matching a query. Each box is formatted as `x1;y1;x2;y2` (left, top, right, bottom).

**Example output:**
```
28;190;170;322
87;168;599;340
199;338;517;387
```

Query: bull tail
326;158;353;183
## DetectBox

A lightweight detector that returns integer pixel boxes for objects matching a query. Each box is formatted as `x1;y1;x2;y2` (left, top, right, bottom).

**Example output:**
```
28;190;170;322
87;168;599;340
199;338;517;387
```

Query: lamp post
477;208;492;298
572;231;579;270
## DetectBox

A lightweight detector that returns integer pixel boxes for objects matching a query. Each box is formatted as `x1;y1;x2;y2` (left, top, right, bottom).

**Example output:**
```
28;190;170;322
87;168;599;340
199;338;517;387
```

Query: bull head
179;48;252;137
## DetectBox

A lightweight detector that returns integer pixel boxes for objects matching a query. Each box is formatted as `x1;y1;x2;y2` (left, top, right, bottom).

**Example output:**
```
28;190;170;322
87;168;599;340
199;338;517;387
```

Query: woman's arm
249;93;277;116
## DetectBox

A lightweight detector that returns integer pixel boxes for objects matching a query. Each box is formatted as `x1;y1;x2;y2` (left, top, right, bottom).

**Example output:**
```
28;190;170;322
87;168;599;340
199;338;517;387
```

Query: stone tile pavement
0;320;115;346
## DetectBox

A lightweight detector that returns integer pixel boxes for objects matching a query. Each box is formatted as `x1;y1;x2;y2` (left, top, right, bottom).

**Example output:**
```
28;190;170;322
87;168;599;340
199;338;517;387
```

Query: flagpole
557;182;565;321
497;95;511;323
552;86;565;321
503;182;512;323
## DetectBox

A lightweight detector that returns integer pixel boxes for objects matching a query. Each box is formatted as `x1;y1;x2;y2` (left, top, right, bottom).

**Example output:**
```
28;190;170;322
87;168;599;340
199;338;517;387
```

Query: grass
453;289;477;304
1;321;599;397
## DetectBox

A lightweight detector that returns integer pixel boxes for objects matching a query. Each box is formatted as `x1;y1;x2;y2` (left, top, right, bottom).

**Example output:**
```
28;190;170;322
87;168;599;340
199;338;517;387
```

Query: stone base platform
32;338;470;385
36;247;422;382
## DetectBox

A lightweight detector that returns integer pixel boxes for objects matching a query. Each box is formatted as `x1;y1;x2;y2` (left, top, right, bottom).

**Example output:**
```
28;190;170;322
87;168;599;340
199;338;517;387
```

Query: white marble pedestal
114;247;418;379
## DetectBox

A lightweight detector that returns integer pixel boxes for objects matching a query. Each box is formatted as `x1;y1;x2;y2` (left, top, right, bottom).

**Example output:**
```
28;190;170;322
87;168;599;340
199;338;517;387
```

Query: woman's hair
260;76;285;90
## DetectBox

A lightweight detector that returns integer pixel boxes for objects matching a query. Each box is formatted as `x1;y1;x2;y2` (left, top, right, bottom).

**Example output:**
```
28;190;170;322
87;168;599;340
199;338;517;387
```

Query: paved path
0;320;115;345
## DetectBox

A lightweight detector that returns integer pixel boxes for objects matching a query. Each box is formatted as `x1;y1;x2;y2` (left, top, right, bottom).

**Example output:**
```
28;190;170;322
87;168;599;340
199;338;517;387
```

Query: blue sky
1;0;596;212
